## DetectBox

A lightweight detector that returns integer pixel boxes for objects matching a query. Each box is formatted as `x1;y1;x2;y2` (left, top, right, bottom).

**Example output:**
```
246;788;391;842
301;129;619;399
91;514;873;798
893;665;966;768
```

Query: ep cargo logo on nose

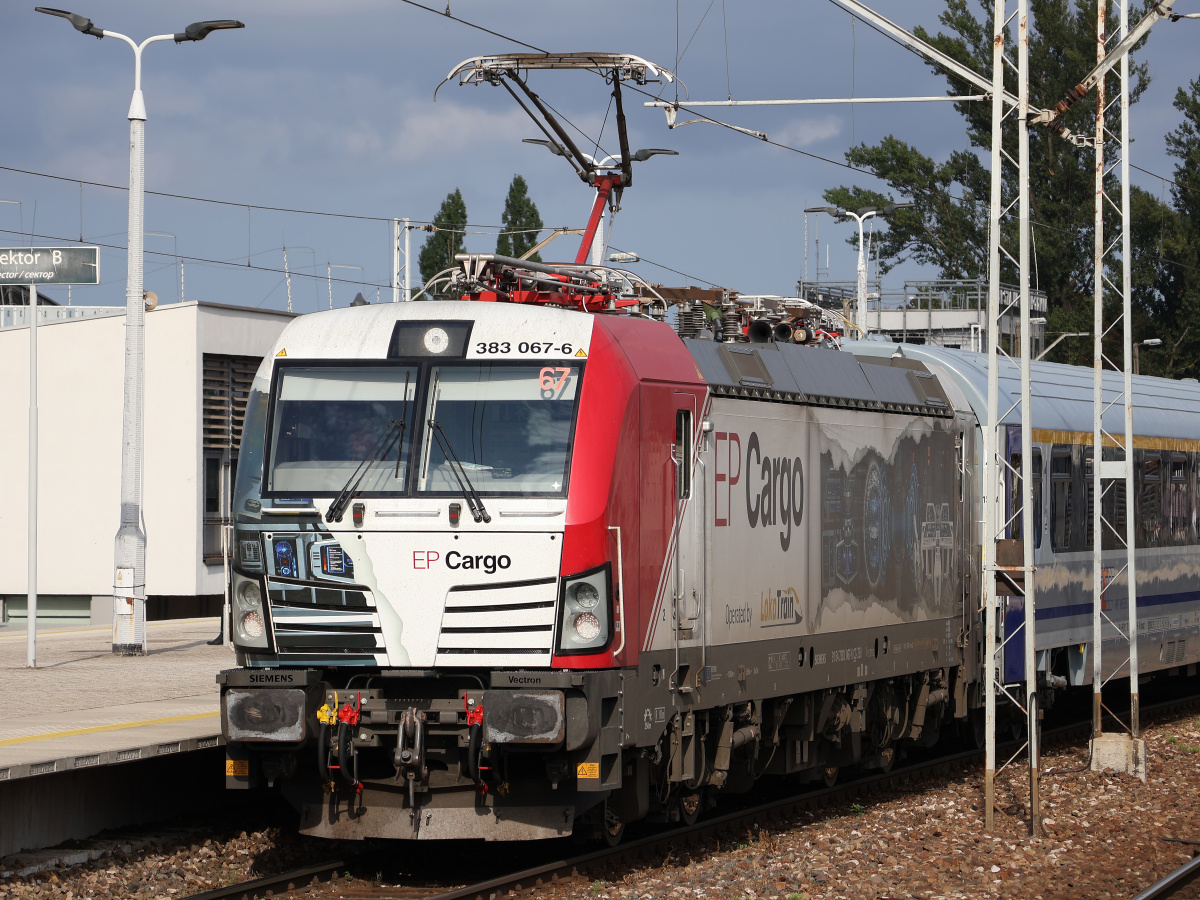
413;550;513;575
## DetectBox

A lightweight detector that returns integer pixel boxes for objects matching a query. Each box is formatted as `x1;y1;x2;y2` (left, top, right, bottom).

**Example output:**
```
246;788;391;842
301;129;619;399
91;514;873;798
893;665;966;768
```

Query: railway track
185;689;1200;900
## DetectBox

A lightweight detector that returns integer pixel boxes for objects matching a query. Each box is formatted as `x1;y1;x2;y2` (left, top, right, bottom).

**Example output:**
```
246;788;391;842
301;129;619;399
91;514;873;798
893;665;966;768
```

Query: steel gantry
1084;0;1147;779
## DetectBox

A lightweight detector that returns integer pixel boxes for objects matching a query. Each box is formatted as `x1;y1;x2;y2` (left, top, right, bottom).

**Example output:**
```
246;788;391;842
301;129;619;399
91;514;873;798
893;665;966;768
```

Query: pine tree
496;175;544;263
418;189;468;293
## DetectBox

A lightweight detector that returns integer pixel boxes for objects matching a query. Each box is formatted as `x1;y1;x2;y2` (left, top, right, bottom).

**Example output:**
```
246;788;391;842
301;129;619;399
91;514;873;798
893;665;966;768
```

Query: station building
0;299;293;624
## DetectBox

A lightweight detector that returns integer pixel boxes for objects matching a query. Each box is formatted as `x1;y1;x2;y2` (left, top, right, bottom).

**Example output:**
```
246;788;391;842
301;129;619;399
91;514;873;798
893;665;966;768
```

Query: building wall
0;302;290;609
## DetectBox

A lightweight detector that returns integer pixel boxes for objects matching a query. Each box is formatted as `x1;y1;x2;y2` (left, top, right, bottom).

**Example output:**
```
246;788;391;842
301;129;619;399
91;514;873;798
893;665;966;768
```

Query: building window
202;354;258;564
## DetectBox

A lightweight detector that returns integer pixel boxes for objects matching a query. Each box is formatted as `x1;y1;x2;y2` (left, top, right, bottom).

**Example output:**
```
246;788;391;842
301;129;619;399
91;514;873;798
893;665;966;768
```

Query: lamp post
804;203;915;337
1037;331;1089;361
1132;337;1162;375
37;7;244;655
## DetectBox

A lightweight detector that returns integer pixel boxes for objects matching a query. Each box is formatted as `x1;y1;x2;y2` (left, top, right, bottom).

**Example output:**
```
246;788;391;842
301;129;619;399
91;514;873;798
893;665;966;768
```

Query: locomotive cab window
675;408;693;500
1050;449;1073;552
265;366;417;496
417;363;581;495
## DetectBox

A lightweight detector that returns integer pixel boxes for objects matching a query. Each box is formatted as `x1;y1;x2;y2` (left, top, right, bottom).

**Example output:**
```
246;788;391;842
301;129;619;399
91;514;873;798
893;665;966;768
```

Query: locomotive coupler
394;707;428;809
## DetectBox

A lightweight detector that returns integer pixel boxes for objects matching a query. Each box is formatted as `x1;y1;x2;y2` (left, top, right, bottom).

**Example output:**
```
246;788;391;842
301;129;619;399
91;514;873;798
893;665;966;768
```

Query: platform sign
0;246;100;285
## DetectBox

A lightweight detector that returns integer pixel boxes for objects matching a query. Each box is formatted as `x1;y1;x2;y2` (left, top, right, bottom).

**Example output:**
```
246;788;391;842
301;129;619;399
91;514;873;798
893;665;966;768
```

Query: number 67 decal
539;366;571;399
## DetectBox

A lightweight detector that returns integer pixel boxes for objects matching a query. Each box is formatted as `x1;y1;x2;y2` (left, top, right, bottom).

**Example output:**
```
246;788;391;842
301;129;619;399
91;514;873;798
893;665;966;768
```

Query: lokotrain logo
744;432;804;551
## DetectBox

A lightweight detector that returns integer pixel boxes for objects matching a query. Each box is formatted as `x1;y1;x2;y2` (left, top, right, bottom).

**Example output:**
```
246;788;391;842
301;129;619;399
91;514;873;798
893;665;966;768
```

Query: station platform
0;617;229;782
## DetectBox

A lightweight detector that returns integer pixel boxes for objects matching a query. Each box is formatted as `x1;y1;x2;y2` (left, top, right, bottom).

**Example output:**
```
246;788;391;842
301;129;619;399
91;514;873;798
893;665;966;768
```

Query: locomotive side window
417;363;581;495
266;366;417;496
1050;449;1073;552
675;408;693;500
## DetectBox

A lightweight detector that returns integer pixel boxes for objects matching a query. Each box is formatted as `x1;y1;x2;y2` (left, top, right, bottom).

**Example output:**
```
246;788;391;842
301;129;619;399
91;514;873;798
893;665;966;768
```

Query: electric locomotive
219;257;1200;842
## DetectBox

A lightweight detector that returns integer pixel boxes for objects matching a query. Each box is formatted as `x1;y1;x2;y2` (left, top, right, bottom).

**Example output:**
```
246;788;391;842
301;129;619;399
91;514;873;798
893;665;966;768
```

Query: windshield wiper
427;420;491;523
327;418;405;523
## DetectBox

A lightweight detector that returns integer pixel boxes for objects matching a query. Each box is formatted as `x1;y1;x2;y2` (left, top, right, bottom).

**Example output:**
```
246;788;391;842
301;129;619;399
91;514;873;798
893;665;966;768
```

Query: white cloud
770;115;843;148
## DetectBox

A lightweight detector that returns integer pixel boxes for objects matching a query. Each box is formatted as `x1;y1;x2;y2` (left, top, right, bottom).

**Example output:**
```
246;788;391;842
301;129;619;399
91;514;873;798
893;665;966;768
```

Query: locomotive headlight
571;612;601;642
231;571;269;649
423;326;450;354
557;564;612;654
240;610;265;638
568;581;600;610
237;579;261;610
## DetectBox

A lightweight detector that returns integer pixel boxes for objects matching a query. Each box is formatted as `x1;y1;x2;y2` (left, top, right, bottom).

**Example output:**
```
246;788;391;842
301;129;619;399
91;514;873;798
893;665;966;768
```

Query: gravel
3;709;1199;900
0;817;357;900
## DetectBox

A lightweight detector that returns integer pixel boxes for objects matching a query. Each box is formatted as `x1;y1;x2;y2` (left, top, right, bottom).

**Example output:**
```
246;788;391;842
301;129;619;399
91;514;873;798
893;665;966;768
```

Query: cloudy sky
4;1;1198;311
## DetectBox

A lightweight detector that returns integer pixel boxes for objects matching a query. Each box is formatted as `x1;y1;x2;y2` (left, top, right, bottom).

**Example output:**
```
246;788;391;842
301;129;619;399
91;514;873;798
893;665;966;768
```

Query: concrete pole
392;219;400;303
27;283;38;668
404;219;411;301
113;47;151;656
855;216;868;337
284;246;293;313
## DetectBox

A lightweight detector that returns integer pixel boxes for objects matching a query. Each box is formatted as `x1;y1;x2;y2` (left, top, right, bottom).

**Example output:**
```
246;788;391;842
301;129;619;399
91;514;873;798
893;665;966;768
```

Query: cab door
640;385;706;693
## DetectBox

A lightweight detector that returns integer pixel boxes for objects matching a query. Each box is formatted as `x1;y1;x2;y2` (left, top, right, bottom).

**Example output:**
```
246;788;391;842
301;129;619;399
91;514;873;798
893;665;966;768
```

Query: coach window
1050;448;1073;552
1170;453;1190;544
1008;451;1042;548
1084;451;1095;548
1101;446;1127;551
1140;452;1163;546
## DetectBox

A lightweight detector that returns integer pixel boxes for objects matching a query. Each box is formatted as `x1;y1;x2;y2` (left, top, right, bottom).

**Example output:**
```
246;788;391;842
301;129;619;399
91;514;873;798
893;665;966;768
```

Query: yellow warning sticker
225;759;249;777
574;348;587;357
576;761;599;779
276;348;287;357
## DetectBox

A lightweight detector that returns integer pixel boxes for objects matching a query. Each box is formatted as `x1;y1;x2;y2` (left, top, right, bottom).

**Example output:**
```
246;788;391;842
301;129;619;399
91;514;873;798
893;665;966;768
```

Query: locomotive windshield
266;366;417;495
417;363;580;496
262;361;581;497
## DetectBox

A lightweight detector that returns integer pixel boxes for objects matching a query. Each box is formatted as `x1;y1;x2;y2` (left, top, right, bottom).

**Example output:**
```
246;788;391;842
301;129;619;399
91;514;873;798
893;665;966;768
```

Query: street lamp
37;7;244;655
1037;331;1089;361
804;202;915;337
1133;337;1162;375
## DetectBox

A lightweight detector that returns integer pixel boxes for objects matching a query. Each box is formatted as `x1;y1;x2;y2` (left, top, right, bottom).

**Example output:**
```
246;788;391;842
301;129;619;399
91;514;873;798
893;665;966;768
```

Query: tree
822;0;1155;364
496;175;544;263
418;189;468;292
1126;75;1200;378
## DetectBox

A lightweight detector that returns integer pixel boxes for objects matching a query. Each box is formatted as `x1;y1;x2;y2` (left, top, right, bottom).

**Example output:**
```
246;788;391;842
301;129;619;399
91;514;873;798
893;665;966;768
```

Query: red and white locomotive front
221;299;702;840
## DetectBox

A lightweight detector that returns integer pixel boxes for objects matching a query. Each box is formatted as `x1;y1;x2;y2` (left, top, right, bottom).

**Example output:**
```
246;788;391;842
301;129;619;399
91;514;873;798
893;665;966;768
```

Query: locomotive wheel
822;765;839;788
876;746;895;774
969;708;986;749
678;791;702;826
601;806;625;847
